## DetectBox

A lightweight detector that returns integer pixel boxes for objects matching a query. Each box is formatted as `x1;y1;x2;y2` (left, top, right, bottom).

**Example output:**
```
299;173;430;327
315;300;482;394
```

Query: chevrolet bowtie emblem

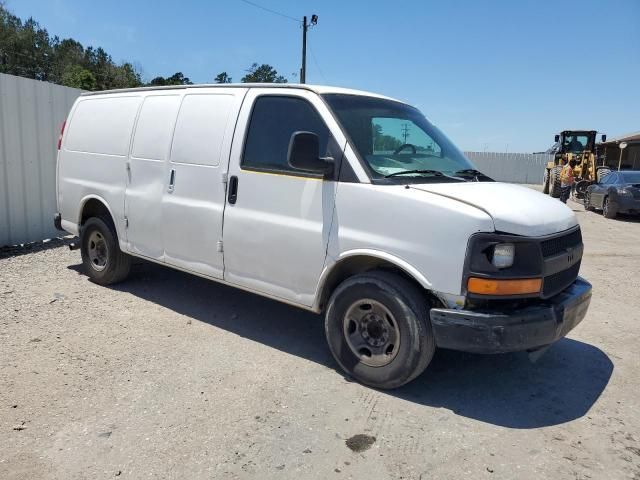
566;247;574;263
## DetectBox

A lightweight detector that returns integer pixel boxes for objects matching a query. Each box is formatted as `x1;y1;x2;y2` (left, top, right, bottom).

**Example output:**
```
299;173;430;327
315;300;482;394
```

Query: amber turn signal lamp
467;277;542;296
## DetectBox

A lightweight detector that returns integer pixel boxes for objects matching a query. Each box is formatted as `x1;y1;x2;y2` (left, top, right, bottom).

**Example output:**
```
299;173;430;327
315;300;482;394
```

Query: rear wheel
80;216;131;285
603;196;617;219
325;271;435;389
549;166;562;198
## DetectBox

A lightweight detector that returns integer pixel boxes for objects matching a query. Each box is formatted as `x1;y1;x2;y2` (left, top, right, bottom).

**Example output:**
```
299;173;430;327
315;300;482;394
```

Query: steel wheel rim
343;299;401;367
604;198;609;216
87;230;108;272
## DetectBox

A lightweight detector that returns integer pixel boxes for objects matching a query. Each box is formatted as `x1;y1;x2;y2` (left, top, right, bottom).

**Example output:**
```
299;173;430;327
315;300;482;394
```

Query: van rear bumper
430;277;591;354
54;213;64;231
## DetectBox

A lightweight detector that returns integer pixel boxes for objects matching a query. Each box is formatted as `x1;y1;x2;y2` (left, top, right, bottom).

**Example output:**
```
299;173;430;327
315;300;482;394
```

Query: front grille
543;261;580;298
541;229;582;258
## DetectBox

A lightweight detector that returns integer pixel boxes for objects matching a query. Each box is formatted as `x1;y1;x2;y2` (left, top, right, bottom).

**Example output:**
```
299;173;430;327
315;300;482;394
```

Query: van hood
409;182;577;236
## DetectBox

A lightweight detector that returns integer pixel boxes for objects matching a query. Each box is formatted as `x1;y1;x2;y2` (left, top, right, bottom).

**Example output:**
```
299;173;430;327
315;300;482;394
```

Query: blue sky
7;0;639;152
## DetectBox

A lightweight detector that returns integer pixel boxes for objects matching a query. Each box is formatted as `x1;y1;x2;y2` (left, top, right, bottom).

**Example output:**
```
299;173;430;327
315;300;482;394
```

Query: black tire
80;216;131;285
584;192;595;211
549;166;562;198
324;271;435;389
603;196;617;219
574;180;589;200
542;169;550;194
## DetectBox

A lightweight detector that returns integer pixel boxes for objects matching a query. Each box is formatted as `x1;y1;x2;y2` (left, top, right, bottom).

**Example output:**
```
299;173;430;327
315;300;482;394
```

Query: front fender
312;249;433;312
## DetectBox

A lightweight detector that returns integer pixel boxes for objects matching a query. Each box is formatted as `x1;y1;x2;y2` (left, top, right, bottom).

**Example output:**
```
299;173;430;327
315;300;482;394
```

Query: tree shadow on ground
68;259;613;430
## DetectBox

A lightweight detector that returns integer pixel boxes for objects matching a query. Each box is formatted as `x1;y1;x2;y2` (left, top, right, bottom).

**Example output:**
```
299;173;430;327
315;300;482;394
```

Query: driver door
222;89;346;307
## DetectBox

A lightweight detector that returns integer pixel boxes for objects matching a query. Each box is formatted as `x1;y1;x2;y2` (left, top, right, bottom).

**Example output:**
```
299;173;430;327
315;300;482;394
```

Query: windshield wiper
385;169;444;178
454;169;493;181
455;169;484;176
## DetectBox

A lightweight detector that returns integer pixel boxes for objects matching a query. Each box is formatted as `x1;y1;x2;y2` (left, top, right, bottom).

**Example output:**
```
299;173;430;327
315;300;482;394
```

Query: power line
236;1;320;85
238;0;300;23
308;43;327;84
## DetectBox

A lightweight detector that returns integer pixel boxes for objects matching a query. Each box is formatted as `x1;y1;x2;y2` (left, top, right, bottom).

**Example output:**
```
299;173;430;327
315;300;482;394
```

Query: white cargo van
55;84;591;389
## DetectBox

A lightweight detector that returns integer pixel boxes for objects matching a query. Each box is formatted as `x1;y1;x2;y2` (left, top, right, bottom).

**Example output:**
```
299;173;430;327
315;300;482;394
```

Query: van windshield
322;94;483;183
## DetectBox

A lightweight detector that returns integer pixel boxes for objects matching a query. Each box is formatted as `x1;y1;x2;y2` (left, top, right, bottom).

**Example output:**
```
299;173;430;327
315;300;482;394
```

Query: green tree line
0;4;288;90
372;123;403;152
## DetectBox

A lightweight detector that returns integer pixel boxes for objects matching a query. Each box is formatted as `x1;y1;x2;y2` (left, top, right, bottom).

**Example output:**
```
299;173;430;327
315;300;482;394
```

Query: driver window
371;118;442;156
563;135;587;152
242;95;335;176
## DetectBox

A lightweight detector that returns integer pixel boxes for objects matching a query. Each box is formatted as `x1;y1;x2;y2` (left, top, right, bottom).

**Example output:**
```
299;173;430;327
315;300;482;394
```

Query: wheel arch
313;250;436;313
78;195;120;239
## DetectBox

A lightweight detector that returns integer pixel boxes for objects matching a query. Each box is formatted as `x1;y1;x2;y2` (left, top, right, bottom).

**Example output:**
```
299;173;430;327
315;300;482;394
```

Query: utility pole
300;16;307;83
300;14;317;84
401;123;410;144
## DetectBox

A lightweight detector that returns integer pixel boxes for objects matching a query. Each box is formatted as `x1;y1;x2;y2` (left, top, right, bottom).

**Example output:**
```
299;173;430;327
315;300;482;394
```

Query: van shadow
68;260;613;430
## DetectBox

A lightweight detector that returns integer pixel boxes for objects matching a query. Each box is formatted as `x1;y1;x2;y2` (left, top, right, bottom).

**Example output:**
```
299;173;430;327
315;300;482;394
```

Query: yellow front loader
542;130;606;199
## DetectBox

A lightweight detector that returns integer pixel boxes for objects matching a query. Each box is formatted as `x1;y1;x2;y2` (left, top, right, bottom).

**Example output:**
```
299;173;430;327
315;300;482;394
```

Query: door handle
168;168;176;193
228;175;238;204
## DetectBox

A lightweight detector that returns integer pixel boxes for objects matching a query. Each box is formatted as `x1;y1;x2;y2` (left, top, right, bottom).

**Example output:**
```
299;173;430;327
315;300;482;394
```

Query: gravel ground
1;197;639;480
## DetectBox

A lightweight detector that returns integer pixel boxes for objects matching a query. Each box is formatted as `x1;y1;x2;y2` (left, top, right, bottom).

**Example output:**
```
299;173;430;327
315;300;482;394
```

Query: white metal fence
464;151;552;185
0;73;83;247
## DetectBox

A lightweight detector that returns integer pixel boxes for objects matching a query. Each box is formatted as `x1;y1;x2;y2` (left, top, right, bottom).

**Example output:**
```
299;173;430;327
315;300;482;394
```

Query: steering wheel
393;143;417;155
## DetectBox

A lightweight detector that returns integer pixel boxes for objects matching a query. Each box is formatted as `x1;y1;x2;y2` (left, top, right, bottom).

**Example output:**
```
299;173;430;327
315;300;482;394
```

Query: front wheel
80;216;131;285
542;169;550;194
325;271;435;389
549;166;562;198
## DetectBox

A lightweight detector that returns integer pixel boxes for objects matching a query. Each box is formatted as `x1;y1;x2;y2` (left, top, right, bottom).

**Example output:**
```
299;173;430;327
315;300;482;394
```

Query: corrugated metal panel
464;151;553;184
0;73;83;247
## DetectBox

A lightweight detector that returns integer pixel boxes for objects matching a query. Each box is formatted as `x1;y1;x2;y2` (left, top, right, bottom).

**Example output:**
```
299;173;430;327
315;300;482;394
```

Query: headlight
619;188;633;197
492;243;515;269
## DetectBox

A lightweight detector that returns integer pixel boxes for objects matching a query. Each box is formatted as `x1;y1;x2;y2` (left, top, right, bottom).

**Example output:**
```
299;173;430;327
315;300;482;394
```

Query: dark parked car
584;170;640;219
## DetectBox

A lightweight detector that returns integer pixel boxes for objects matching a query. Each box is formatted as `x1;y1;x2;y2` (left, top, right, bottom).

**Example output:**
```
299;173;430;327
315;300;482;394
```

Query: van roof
80;83;403;103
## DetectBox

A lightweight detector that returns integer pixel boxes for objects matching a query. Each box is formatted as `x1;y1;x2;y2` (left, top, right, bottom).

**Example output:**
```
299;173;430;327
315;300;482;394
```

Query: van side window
65;97;140;156
171;94;235;167
242;96;333;175
131;95;181;161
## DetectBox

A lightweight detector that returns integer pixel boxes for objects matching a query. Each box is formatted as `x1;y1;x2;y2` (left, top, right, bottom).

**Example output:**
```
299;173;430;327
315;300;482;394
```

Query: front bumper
430;277;591;354
612;196;640;214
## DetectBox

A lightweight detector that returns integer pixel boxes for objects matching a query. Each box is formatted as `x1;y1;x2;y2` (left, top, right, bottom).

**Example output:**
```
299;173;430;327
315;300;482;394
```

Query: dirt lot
1;197;640;480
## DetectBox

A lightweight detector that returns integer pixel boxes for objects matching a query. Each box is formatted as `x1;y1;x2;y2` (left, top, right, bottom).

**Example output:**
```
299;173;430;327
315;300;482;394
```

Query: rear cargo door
162;89;247;279
125;94;181;260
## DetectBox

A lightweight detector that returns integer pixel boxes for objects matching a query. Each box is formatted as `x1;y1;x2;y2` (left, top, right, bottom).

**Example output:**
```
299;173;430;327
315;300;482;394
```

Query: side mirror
287;131;333;174
554;134;560;143
601;134;607;143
